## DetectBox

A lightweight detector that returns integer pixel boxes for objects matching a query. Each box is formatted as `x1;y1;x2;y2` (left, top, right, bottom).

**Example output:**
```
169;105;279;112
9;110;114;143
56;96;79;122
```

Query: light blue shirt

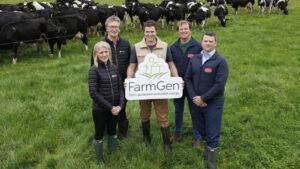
201;49;216;65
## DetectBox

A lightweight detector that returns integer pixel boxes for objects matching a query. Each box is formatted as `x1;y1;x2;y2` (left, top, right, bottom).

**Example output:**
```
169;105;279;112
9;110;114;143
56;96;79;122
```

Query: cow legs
37;39;43;56
48;40;55;57
81;34;88;51
57;42;62;58
11;44;18;64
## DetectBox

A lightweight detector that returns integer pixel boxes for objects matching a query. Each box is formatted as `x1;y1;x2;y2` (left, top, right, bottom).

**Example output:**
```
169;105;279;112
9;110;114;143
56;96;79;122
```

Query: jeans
173;89;200;139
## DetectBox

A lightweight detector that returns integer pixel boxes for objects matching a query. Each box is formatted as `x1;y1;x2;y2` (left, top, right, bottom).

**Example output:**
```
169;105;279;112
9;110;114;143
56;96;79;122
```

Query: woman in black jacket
88;41;124;165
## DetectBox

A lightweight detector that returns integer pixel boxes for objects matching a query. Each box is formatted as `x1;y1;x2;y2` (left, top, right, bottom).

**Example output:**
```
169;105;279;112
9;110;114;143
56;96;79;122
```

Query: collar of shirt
201;49;216;65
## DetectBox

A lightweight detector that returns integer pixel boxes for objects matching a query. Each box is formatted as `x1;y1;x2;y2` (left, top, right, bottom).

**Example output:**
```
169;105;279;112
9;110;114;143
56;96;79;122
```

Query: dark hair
143;20;156;31
202;32;217;42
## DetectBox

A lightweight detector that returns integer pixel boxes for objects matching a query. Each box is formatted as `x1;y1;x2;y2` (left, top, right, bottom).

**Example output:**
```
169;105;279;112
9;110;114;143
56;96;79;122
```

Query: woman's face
96;47;110;63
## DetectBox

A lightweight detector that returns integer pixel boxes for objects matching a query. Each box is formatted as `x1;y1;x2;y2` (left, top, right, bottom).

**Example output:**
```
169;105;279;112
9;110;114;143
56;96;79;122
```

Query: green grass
1;0;300;169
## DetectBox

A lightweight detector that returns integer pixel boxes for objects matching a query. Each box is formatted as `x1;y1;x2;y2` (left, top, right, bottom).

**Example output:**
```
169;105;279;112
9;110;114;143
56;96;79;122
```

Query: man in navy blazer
185;32;229;169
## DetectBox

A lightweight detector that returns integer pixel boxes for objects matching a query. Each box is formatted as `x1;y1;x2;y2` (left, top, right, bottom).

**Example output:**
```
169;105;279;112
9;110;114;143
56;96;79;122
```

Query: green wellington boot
108;135;118;154
92;139;104;165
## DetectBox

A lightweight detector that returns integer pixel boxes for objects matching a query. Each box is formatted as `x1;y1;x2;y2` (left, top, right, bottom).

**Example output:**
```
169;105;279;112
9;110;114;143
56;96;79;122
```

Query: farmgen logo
125;53;183;100
139;56;169;79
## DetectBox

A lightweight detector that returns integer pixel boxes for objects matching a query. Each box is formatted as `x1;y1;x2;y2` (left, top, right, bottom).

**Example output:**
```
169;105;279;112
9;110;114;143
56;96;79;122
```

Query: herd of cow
0;0;289;64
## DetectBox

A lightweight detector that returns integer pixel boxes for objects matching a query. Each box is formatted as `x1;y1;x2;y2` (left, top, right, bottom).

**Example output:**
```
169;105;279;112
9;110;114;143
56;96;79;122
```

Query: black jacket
88;60;124;111
91;36;131;82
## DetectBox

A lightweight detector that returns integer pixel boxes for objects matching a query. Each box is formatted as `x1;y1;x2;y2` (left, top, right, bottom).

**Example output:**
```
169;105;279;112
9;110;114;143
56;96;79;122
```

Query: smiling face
178;23;191;42
106;21;120;39
201;35;217;52
144;26;157;44
96;47;110;63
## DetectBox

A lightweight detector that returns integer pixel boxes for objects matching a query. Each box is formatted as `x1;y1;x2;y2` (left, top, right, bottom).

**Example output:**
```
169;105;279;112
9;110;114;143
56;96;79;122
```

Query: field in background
0;0;300;169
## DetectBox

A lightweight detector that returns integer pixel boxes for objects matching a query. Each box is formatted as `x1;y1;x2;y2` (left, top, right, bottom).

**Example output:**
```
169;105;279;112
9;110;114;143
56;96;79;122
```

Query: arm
88;67;113;110
201;59;229;102
127;46;138;78
166;47;178;77
184;61;197;99
168;61;178;77
127;63;137;78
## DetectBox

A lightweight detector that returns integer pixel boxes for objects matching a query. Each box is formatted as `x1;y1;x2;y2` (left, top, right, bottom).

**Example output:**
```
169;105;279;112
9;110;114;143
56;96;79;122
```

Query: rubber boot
160;127;172;153
207;147;217;169
203;145;208;159
108;135;117;154
92;139;104;165
118;119;129;139
142;121;151;145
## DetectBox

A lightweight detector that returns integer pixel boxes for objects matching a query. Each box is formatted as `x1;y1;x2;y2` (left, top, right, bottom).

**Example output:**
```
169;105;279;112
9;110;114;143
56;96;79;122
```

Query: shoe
192;138;202;149
172;133;182;142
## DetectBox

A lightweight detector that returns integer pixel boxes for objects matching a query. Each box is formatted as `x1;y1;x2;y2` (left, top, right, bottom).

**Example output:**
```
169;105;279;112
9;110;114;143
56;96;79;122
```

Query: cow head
277;0;288;15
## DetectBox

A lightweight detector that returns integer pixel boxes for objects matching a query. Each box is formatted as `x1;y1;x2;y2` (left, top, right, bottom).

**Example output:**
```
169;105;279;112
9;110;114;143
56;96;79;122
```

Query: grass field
1;0;300;169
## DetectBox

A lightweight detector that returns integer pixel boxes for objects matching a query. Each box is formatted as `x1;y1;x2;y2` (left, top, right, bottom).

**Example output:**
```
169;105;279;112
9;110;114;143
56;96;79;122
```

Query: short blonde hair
176;20;192;31
105;15;121;28
93;41;112;67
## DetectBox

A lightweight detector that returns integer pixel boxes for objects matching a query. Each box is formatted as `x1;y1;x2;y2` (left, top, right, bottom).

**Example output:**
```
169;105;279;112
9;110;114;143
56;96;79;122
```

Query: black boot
118;119;129;139
92;139;104;165
142;121;151;145
160;127;172;153
108;135;117;154
207;147;217;169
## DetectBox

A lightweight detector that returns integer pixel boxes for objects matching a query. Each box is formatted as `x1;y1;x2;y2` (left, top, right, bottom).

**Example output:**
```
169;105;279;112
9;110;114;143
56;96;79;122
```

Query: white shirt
201;49;216;65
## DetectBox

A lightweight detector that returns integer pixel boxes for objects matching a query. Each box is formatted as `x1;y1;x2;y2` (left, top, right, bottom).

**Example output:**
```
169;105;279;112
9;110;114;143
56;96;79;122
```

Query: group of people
88;16;228;169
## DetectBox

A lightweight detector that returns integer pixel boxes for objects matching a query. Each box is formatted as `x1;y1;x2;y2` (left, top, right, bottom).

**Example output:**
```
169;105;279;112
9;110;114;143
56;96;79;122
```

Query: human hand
193;96;207;107
111;106;121;116
193;96;201;106
199;102;207;107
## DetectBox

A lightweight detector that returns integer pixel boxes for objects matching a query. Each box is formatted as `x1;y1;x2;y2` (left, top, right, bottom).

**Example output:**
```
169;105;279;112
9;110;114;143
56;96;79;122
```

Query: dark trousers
190;98;224;148
93;109;118;140
117;99;128;123
173;89;194;135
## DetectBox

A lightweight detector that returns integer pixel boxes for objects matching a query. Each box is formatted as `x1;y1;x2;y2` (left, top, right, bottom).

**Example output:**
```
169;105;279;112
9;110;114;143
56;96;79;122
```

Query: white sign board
125;53;183;100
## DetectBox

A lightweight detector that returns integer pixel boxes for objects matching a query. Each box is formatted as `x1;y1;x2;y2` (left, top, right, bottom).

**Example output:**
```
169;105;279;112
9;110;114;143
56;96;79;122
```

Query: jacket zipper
114;45;119;68
105;64;115;105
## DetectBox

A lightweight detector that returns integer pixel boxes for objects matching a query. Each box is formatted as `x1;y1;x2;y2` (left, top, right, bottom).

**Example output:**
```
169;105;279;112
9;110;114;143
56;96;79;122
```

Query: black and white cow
207;0;227;6
187;5;211;28
187;1;203;13
258;0;271;13
50;13;89;56
231;0;255;14
214;4;228;27
273;0;288;15
165;1;186;27
0;18;66;63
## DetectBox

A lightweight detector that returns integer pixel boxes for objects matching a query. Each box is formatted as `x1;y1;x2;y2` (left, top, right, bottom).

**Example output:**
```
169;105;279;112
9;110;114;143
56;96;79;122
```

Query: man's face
201;35;216;52
144;26;156;42
178;23;191;40
107;21;120;38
